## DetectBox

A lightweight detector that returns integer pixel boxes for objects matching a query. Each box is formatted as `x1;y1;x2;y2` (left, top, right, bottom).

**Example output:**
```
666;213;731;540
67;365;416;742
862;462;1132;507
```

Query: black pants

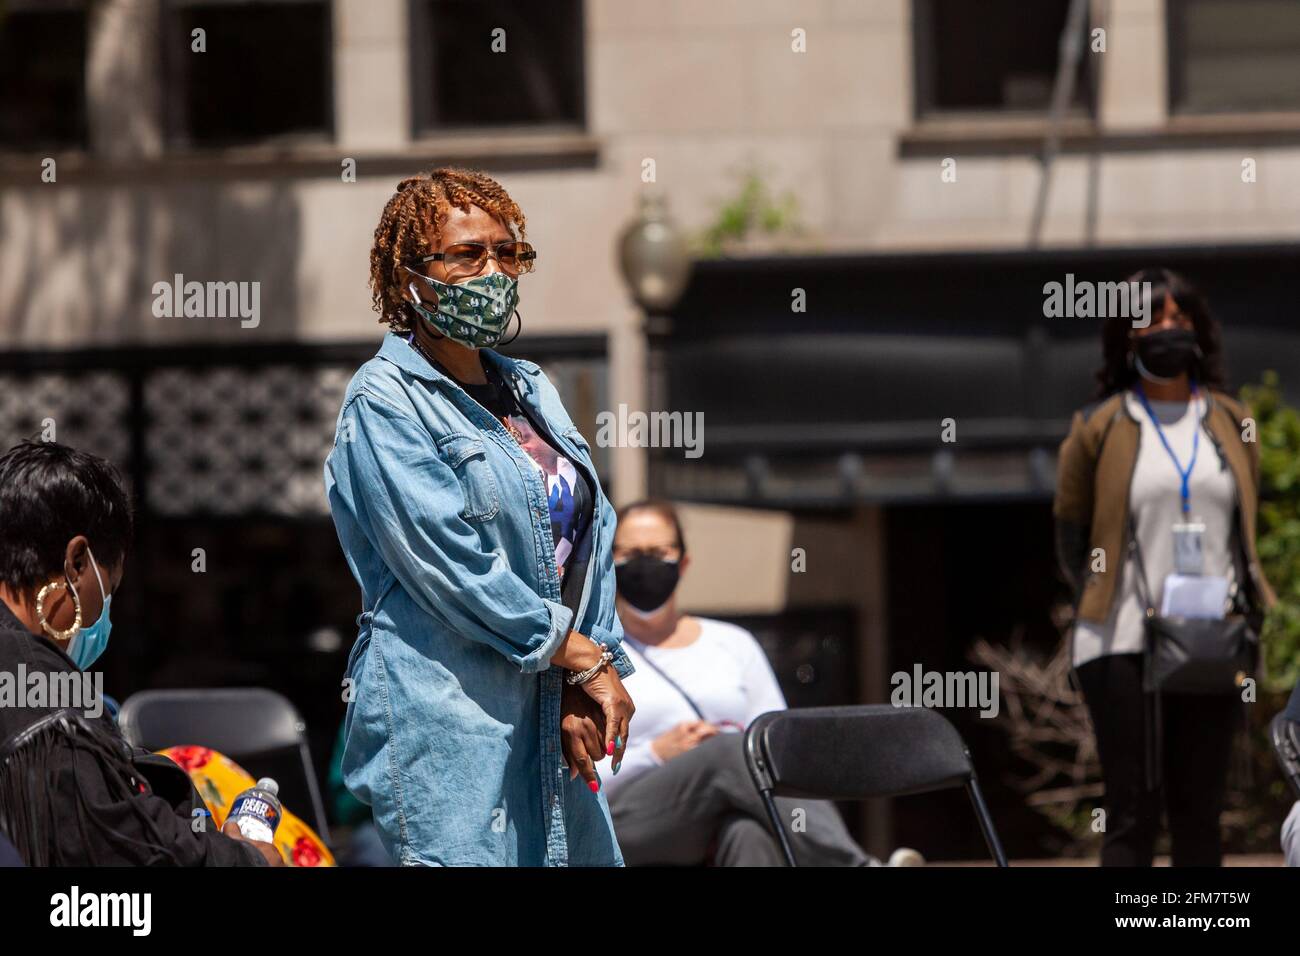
1076;652;1240;867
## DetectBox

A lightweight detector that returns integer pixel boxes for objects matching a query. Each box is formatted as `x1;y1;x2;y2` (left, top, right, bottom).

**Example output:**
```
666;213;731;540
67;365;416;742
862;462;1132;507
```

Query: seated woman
603;499;915;866
0;440;279;866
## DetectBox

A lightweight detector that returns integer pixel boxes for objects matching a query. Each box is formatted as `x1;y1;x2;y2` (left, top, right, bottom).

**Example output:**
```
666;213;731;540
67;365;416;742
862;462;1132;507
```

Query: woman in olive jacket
1054;268;1274;866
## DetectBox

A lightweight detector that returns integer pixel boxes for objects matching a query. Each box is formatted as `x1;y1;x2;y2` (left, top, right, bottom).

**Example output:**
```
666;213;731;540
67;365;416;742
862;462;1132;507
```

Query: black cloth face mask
1134;327;1198;380
615;555;681;612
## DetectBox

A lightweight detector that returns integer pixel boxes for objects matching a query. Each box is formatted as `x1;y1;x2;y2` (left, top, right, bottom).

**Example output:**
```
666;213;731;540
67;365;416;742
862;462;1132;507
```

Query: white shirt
603;617;788;798
1072;391;1239;667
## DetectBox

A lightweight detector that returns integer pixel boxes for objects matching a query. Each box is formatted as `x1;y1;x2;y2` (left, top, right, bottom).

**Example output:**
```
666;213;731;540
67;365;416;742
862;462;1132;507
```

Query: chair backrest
749;704;974;800
119;687;306;754
1271;713;1300;799
118;688;330;841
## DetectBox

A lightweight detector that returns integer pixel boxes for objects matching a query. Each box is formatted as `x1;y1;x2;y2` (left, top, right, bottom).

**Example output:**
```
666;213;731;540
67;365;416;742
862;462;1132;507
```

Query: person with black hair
0;440;279;866
1054;269;1274;866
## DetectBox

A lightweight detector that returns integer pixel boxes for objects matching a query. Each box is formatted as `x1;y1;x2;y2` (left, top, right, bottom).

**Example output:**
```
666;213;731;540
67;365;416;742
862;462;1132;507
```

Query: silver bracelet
566;643;613;685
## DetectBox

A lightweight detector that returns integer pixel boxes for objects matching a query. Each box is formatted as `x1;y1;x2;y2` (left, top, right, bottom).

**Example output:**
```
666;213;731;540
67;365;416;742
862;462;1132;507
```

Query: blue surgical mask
67;547;112;670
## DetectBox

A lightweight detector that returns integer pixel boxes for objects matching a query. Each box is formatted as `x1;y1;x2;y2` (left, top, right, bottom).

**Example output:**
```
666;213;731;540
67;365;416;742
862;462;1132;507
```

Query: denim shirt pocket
436;433;501;522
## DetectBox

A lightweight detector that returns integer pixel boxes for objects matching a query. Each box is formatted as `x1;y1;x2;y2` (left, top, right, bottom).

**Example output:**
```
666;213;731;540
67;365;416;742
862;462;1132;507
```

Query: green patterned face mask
404;268;519;349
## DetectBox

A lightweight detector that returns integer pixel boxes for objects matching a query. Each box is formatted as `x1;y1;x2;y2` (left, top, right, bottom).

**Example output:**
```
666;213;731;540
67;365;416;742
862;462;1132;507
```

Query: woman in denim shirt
324;167;636;866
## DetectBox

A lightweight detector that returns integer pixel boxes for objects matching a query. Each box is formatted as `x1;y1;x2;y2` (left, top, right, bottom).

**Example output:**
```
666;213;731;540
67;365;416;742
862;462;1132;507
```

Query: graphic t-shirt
422;346;594;614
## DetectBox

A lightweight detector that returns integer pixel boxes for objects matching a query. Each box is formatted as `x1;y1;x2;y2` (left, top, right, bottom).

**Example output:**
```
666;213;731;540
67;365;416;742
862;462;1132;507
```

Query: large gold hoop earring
35;580;82;643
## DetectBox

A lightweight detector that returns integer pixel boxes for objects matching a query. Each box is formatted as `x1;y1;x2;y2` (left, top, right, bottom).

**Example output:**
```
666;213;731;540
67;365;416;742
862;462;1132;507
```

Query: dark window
913;0;1093;117
0;2;88;151
161;0;332;147
1168;0;1300;114
410;0;584;134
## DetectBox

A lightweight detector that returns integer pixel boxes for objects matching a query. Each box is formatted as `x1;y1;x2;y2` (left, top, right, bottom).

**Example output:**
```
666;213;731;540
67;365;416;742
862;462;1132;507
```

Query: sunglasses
408;241;537;280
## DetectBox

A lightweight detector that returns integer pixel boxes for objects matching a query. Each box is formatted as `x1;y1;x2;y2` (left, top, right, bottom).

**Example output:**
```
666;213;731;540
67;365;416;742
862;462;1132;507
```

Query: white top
603;617;788;798
1071;391;1239;667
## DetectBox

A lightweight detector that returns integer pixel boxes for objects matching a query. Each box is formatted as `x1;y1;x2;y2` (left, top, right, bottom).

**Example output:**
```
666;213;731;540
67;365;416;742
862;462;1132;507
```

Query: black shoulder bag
1129;518;1259;792
1128;516;1259;697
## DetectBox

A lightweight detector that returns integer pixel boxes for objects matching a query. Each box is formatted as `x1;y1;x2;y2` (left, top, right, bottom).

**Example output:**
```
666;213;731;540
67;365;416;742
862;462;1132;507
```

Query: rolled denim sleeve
588;620;633;680
338;391;573;672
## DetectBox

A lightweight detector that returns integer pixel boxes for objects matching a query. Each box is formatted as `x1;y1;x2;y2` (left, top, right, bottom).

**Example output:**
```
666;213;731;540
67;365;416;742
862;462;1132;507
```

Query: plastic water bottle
227;777;283;843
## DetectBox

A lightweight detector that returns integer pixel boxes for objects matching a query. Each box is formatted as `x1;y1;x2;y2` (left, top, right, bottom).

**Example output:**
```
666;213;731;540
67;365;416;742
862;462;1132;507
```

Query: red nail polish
606;741;615;756
588;779;599;793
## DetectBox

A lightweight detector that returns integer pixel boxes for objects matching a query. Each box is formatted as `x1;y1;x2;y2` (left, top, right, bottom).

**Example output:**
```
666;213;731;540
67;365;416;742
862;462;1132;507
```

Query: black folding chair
118;687;331;844
744;704;1007;866
1271;711;1300;800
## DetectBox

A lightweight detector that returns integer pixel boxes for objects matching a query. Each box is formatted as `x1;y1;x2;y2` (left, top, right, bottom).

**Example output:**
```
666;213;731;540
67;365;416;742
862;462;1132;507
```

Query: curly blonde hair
369;166;527;333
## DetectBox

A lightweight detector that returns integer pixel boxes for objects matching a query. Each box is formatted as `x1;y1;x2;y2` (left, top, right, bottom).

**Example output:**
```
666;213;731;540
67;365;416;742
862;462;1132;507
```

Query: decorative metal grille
144;365;350;516
0;340;607;518
0;370;132;484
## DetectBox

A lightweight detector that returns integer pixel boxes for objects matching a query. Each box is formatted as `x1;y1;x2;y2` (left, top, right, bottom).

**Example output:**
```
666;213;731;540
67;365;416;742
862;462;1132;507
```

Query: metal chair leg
759;788;799;867
966;778;1008;867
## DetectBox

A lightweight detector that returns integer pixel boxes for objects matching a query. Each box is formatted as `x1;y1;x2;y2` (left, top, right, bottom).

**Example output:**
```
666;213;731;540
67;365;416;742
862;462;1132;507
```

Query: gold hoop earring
35;580;82;643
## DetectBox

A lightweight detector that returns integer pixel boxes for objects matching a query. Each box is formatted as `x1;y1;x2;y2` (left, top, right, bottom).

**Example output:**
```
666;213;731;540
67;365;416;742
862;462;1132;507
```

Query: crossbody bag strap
1228;510;1257;618
1127;514;1163;791
1127;514;1157;617
622;636;708;722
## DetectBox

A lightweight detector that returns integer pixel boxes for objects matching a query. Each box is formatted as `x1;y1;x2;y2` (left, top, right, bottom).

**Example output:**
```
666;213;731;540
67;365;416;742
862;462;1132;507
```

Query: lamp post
618;192;692;317
611;191;691;505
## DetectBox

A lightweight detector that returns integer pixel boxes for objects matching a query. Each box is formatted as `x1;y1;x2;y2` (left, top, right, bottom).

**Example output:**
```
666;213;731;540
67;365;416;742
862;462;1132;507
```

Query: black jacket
0;602;263;866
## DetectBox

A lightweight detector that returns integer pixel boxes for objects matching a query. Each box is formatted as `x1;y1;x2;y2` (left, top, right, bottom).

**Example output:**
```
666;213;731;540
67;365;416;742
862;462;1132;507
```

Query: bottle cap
255;777;279;795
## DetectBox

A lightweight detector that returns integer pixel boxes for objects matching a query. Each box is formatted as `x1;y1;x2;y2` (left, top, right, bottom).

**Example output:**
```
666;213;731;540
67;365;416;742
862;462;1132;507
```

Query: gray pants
606;732;875;866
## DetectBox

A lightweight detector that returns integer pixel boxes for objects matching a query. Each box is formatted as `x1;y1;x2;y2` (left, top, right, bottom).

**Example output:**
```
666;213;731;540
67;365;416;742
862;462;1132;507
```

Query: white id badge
1160;573;1229;619
1172;519;1205;576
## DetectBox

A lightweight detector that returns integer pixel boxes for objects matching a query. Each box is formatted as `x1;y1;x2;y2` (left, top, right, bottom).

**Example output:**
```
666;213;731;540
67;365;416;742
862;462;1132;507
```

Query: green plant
1239;370;1300;692
692;167;804;258
1230;371;1300;854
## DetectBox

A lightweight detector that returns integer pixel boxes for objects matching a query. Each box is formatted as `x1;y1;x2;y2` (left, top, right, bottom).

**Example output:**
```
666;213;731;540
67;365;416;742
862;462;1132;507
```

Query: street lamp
611;191;692;504
617;192;691;318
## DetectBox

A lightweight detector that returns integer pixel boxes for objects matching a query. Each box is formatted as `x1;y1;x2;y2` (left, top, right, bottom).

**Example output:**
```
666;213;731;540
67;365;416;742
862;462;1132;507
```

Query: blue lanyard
1134;382;1200;515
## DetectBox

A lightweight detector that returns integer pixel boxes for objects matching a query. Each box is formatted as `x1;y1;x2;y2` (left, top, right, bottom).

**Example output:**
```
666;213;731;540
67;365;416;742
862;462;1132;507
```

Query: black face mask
1134;327;1198;380
615;555;681;613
